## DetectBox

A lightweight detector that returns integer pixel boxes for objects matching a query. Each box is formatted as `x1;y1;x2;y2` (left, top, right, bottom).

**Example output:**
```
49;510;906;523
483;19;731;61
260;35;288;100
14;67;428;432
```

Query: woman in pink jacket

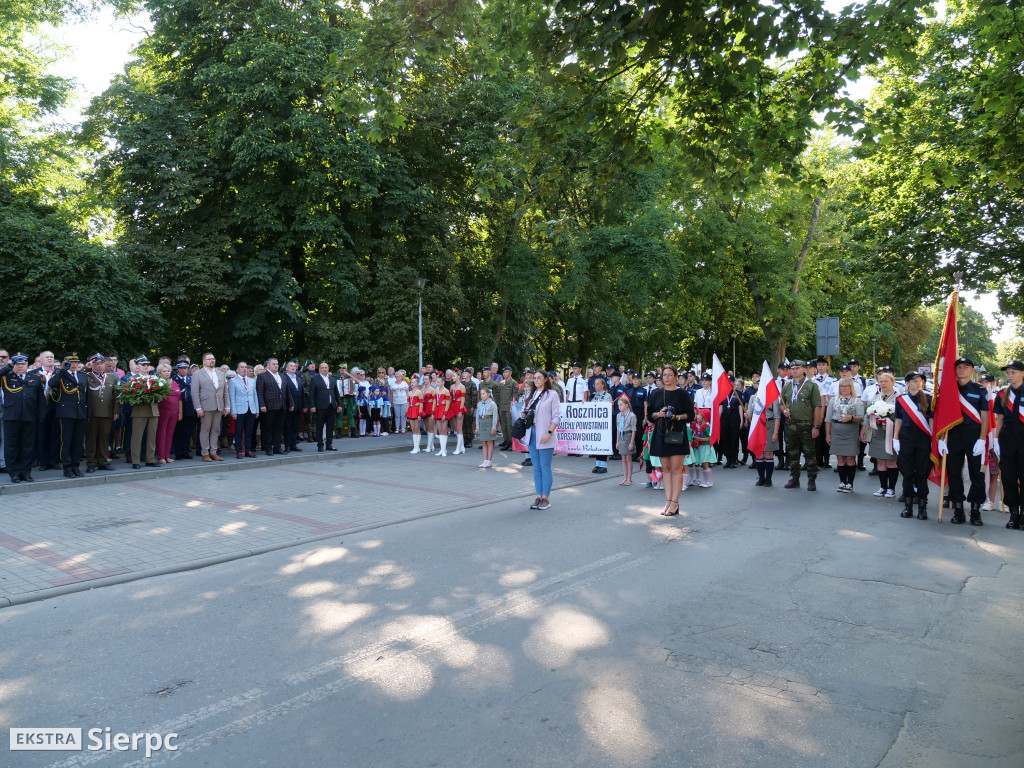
524;370;561;510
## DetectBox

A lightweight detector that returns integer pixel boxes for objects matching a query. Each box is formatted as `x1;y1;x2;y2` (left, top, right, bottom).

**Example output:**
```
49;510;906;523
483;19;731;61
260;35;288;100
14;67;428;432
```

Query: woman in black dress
648;365;695;516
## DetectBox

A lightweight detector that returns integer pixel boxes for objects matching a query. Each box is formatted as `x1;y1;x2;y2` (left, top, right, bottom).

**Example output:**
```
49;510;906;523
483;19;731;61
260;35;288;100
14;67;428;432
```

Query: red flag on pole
929;290;961;484
709;353;730;445
747;361;781;459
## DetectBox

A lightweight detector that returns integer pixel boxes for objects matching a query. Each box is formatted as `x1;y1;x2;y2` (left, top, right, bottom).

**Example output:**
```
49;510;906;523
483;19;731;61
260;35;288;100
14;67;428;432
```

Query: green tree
917;301;998;373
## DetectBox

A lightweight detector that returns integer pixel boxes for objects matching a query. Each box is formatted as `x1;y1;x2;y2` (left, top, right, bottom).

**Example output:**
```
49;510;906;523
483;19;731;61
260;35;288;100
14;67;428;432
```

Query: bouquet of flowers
117;374;172;405
865;399;895;420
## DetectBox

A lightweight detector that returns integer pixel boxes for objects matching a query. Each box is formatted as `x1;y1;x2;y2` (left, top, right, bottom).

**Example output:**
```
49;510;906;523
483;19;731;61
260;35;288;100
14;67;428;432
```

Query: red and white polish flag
747;361;781;459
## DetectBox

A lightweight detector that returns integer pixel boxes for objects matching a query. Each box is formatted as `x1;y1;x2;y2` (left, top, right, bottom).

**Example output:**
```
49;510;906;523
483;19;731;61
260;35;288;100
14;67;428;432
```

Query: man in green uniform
781;360;823;491
461;369;478;450
84;354;119;472
335;363;358;438
493;366;518;451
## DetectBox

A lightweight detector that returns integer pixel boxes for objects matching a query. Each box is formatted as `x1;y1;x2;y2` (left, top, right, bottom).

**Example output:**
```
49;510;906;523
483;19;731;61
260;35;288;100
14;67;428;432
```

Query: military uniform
335;369;358;438
171;365;197;458
462;377;478;449
781;365;822;489
50;359;89;477
85;363;119;471
1;356;47;482
493;373;518;449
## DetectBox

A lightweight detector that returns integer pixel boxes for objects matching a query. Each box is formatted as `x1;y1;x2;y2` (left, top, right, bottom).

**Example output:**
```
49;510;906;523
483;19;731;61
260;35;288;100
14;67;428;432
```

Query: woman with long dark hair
523;370;561;510
647;365;695;516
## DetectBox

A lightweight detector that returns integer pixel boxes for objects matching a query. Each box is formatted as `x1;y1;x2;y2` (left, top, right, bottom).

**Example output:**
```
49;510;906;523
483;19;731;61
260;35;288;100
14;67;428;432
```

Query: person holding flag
980;372;1002;513
747;361;781;488
893;372;934;519
938;357;989;525
781;361;823;491
709;353;731;465
994;360;1024;529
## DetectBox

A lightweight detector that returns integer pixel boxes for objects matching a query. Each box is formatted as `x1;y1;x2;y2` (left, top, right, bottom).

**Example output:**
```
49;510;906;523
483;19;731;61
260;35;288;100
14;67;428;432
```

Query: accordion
337;378;357;396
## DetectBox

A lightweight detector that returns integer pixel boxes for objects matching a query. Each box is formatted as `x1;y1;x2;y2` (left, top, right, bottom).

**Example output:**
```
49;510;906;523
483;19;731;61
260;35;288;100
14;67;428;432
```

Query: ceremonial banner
709;353;730;445
930;290;961;485
555;402;613;455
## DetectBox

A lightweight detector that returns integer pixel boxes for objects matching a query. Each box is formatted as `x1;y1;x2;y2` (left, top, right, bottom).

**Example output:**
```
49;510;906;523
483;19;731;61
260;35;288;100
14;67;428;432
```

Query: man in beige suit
191;352;230;461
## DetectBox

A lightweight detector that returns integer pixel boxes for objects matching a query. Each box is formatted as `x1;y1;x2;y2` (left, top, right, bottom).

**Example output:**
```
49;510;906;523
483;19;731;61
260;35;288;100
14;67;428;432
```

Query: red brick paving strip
0;532;131;586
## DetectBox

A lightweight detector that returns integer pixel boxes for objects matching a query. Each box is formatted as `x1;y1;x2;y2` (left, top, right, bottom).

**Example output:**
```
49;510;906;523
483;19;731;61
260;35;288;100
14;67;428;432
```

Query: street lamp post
415;277;428;373
871;338;877;371
730;333;737;374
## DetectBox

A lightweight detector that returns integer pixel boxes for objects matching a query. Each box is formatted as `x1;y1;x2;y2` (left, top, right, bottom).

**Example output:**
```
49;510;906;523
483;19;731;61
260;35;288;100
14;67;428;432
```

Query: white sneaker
885;489;895;498
381;432;388;436
478;461;488;468
483;460;492;467
981;500;993;512
704;480;713;488
836;485;845;493
873;488;887;497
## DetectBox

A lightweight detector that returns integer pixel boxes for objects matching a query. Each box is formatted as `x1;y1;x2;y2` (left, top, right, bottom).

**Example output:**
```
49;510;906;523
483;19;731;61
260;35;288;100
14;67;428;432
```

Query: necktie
243;378;248;392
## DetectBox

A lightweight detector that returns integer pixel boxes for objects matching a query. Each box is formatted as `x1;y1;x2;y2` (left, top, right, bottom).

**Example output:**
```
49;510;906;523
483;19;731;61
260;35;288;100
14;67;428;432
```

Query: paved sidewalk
0;438;602;606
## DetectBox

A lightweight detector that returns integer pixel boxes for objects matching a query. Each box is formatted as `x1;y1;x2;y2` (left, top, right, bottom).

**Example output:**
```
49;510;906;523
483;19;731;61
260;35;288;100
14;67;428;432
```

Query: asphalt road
2;455;1022;767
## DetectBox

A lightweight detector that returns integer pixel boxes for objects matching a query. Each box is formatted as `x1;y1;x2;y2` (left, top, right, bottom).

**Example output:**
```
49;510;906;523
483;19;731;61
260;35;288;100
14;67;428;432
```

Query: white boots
410;433;421;454
436;435;448;457
425;432;435;454
453;435;465;454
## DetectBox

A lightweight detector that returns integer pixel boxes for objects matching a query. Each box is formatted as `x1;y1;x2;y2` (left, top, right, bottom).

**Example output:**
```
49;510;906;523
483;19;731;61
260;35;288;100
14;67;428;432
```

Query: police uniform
171;363;197;458
0;355;47;482
564;368;588;404
995;361;1024;529
894;377;933;519
781;362;822;489
50;355;89;477
943;358;989;524
29;362;60;470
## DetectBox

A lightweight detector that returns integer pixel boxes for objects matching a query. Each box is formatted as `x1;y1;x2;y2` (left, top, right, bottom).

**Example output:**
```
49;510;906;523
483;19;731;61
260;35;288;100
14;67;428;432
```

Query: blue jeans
527;430;554;496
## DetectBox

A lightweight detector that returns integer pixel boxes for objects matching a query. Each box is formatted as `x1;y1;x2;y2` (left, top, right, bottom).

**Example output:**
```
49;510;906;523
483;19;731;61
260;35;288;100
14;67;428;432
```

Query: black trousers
999;435;1023;508
4;420;36;478
816;428;831;468
58;417;86;470
315;409;335;448
35;409;60;468
946;425;985;503
262;409;286;453
898;436;931;501
233;412;256;454
721;412;741;463
172;413;197;456
285;409;303;449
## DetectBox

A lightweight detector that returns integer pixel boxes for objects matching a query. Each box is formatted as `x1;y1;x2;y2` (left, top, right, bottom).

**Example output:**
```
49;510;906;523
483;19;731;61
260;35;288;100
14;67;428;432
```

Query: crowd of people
0;349;1021;531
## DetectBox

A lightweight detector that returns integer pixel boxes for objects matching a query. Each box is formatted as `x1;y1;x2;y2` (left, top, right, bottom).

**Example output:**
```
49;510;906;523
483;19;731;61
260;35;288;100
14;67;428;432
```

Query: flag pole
938;452;948;523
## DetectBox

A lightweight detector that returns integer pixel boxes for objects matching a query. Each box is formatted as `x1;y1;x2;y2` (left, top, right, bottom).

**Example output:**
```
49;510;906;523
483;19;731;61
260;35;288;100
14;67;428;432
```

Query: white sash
1007;389;1024;426
899;394;931;436
958;392;981;424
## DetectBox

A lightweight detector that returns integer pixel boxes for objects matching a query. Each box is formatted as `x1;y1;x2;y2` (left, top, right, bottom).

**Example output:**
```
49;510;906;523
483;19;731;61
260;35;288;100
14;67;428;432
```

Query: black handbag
662;426;688;445
511;393;539;440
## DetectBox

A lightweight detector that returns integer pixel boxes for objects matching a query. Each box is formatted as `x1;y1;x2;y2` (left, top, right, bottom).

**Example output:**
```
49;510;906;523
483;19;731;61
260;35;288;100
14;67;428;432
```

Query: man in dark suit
283;359;306;452
171;360;197;459
256;357;291;455
50;353;89;477
1;353;47;482
30;350;60;471
309;361;340;451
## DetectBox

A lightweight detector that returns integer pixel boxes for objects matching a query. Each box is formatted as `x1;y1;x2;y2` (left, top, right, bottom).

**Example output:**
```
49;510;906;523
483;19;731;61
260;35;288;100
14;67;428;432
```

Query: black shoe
592;466;600;473
595;467;608;474
763;480;773;487
807;478;816;491
901;503;914;518
98;464;114;471
317;445;325;452
522;458;532;466
63;469;76;478
266;451;274;457
1007;507;1021;530
784;479;800;489
951;503;966;524
145;462;158;467
73;468;84;477
21;474;33;483
86;466;97;473
326;446;337;451
10;475;21;484
833;466;840;472
290;446;303;452
181;453;193;460
969;504;983;526
754;478;765;487
857;464;866;471
917;501;929;520
132;464;141;469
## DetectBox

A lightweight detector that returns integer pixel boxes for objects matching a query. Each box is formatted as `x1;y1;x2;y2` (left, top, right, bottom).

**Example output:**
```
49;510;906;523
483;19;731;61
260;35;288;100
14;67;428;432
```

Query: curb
0;460;613;609
0;442;409;496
